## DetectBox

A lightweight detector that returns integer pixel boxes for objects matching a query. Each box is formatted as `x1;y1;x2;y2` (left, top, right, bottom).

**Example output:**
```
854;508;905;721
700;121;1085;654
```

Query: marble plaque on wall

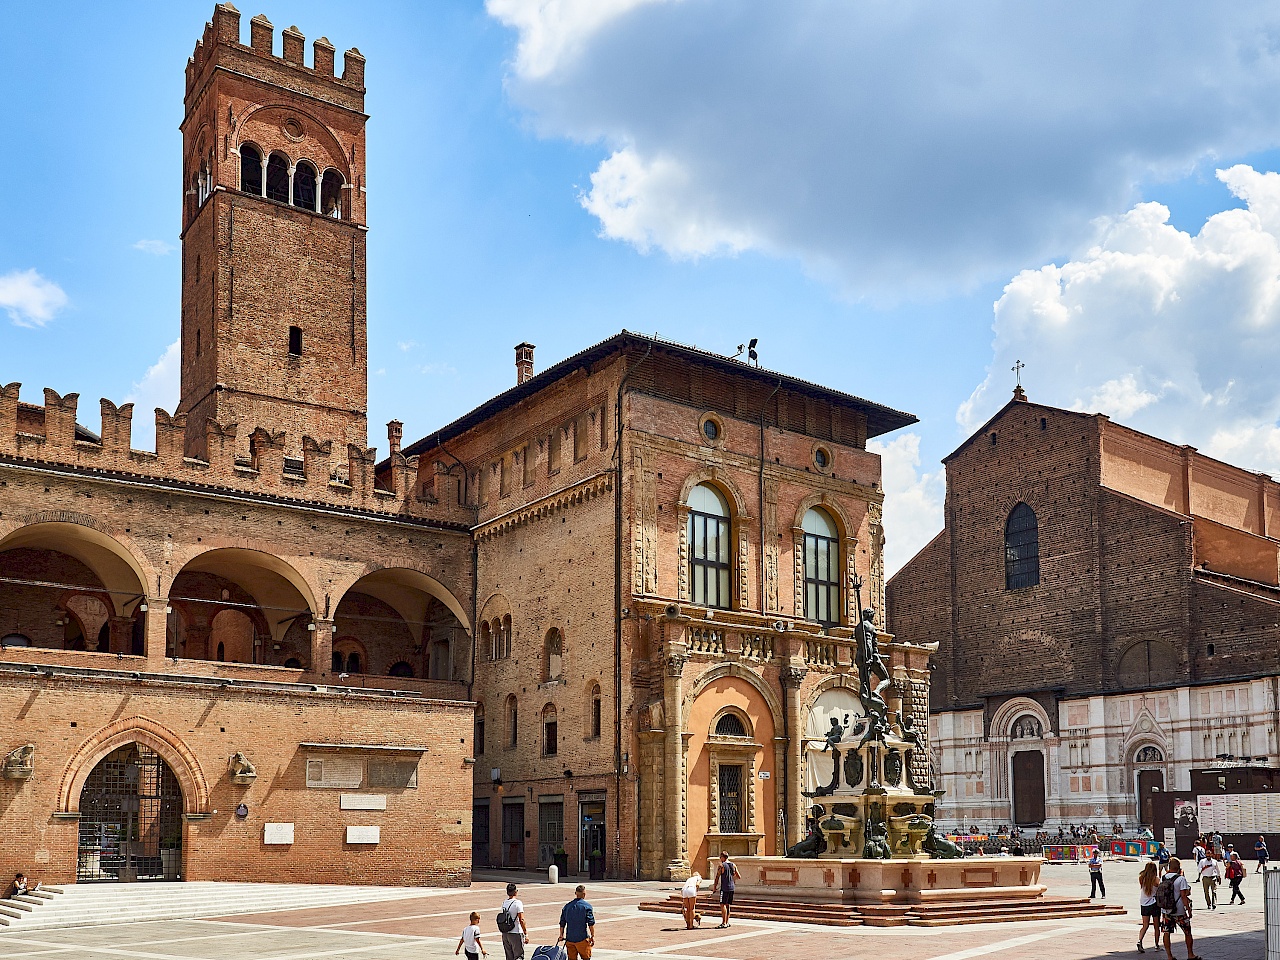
346;825;381;844
263;823;295;845
340;794;387;811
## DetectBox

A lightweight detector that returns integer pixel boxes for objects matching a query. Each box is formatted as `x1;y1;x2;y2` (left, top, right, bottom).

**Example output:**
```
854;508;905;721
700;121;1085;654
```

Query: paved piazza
0;861;1265;960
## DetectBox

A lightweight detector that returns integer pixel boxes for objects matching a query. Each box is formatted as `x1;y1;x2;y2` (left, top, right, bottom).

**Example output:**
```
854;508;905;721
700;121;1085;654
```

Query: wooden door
1137;769;1164;826
472;803;490;867
501;802;525;867
1012;751;1046;825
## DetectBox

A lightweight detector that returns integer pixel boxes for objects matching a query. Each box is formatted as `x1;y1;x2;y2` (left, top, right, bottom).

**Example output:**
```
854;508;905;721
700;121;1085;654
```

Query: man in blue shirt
557;884;596;959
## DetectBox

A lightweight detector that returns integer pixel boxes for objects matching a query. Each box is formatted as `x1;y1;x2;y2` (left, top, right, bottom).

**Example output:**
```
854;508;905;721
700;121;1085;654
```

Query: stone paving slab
0;860;1265;960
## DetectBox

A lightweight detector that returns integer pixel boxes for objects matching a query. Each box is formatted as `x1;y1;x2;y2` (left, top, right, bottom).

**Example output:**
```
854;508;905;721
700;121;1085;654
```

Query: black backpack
497;901;518;934
1155;876;1179;914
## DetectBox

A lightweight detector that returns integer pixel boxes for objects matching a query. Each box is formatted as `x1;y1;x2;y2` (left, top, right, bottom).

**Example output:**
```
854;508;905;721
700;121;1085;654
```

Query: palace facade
887;388;1280;831
0;4;925;886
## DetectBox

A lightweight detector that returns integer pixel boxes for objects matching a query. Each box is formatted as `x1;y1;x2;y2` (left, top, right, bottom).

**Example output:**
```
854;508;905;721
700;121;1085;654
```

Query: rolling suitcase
530;945;569;960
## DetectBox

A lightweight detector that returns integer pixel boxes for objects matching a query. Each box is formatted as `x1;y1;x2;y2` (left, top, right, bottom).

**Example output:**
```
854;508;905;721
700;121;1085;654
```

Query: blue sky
6;2;1280;572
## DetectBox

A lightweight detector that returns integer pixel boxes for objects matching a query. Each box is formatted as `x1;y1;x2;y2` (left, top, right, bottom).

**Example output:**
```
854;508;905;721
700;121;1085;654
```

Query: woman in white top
681;872;702;930
1136;861;1159;953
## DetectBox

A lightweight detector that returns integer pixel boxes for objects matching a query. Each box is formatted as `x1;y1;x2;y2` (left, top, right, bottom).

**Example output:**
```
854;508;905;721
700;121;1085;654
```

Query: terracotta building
887;388;1280;831
0;4;927;886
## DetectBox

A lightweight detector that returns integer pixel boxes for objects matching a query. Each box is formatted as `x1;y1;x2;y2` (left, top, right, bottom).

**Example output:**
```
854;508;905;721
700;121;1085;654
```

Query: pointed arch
58;716;209;815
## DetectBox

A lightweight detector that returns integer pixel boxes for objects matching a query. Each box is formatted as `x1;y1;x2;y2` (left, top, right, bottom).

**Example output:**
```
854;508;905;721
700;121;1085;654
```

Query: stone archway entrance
77;744;184;882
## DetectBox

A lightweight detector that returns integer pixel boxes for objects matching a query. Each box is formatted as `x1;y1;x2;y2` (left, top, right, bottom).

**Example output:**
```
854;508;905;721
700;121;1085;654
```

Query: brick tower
178;4;368;459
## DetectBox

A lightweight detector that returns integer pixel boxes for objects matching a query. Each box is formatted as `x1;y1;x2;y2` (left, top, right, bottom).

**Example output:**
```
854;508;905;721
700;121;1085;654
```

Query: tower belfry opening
177;4;369;460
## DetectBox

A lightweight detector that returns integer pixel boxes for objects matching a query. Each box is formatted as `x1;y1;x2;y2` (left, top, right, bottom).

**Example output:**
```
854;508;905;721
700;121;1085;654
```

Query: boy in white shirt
456;912;487;960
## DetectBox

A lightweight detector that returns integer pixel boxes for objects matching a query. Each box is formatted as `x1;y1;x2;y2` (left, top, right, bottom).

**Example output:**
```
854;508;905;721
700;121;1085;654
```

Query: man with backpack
497;882;528;960
1156;857;1201;960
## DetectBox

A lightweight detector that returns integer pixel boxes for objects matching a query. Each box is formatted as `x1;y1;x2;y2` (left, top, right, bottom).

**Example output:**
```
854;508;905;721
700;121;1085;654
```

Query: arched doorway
77;744;184;882
1133;744;1166;825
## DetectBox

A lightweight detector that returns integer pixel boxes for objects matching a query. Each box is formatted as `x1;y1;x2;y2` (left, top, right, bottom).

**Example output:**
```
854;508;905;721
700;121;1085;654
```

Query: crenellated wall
0;383;471;526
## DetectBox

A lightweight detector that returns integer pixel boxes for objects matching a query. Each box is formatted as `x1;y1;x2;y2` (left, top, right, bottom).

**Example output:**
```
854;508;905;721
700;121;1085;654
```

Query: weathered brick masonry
888;390;1280;829
0;4;927;887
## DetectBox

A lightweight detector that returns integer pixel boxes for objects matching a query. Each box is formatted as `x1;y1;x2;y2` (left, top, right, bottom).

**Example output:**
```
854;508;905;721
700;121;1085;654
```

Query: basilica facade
0;4;924;885
888;388;1280;831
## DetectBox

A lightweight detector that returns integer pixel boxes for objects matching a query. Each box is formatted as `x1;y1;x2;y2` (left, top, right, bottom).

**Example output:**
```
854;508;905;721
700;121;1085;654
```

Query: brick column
143;600;168;662
108;616;134;655
312;618;334;675
781;663;807;849
663;645;689;880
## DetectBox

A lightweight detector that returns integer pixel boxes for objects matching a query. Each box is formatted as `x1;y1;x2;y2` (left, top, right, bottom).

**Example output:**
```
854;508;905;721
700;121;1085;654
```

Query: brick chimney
515;342;536;385
387;420;403;457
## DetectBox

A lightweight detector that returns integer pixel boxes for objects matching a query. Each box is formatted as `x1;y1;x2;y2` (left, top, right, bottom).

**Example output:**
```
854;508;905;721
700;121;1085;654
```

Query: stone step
638;895;862;927
0;899;35;912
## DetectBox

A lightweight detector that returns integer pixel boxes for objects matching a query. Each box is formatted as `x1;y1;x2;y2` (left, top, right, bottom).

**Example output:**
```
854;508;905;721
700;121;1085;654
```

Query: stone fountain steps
638;892;1125;928
638;893;863;926
896;896;1126;927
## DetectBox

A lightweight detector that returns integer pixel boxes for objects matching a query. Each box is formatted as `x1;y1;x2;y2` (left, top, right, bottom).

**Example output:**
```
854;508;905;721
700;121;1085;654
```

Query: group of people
1133;835;1268;959
457;882;596;960
456;851;744;960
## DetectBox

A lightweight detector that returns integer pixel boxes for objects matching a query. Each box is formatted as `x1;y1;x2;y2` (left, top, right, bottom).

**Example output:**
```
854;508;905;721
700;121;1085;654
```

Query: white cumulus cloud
491;1;1280;295
132;239;175;255
0;268;68;327
487;0;676;79
124;340;180;416
960;165;1280;479
868;432;946;577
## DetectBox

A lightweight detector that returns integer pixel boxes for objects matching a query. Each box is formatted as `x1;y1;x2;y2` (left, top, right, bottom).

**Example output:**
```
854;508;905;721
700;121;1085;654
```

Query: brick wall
0;667;471;886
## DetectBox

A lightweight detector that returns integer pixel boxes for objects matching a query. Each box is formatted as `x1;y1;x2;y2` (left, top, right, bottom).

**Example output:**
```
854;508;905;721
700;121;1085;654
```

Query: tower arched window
688;483;731;609
474;703;485;755
1005;502;1040;590
502;615;512;659
507;694;518;748
802;507;840;626
265;152;290;203
292;160;317;211
240;144;263;195
588;682;602;739
321;169;344;219
544;628;563;683
542;704;558;756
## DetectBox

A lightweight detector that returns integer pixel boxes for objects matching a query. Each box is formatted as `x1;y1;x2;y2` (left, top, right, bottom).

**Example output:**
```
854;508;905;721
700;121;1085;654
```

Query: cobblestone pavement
0;859;1266;960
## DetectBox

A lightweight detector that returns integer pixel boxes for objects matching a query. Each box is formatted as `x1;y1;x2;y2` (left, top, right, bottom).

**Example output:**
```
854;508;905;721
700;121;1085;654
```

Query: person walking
1157;857;1201;960
1190;838;1206;869
1225;851;1247;904
711;851;740;928
1137;861;1160;953
556;884;596;960
680;872;702;930
498;882;528;960
456;912;488;960
1088;846;1105;899
1255;836;1269;873
1196;852;1219;910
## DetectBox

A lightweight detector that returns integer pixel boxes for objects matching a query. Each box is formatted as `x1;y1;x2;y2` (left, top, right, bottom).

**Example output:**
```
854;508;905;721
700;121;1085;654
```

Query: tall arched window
506;695;518;748
321;169;344;219
1005;502;1040;590
292;160;317;211
589;682;602;739
474;703;485;755
265;152;290;203
542;704;558;756
688;483;731;609
502;615;512;659
481;621;492;660
240;144;263;195
544;628;563;682
802;507;840;625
